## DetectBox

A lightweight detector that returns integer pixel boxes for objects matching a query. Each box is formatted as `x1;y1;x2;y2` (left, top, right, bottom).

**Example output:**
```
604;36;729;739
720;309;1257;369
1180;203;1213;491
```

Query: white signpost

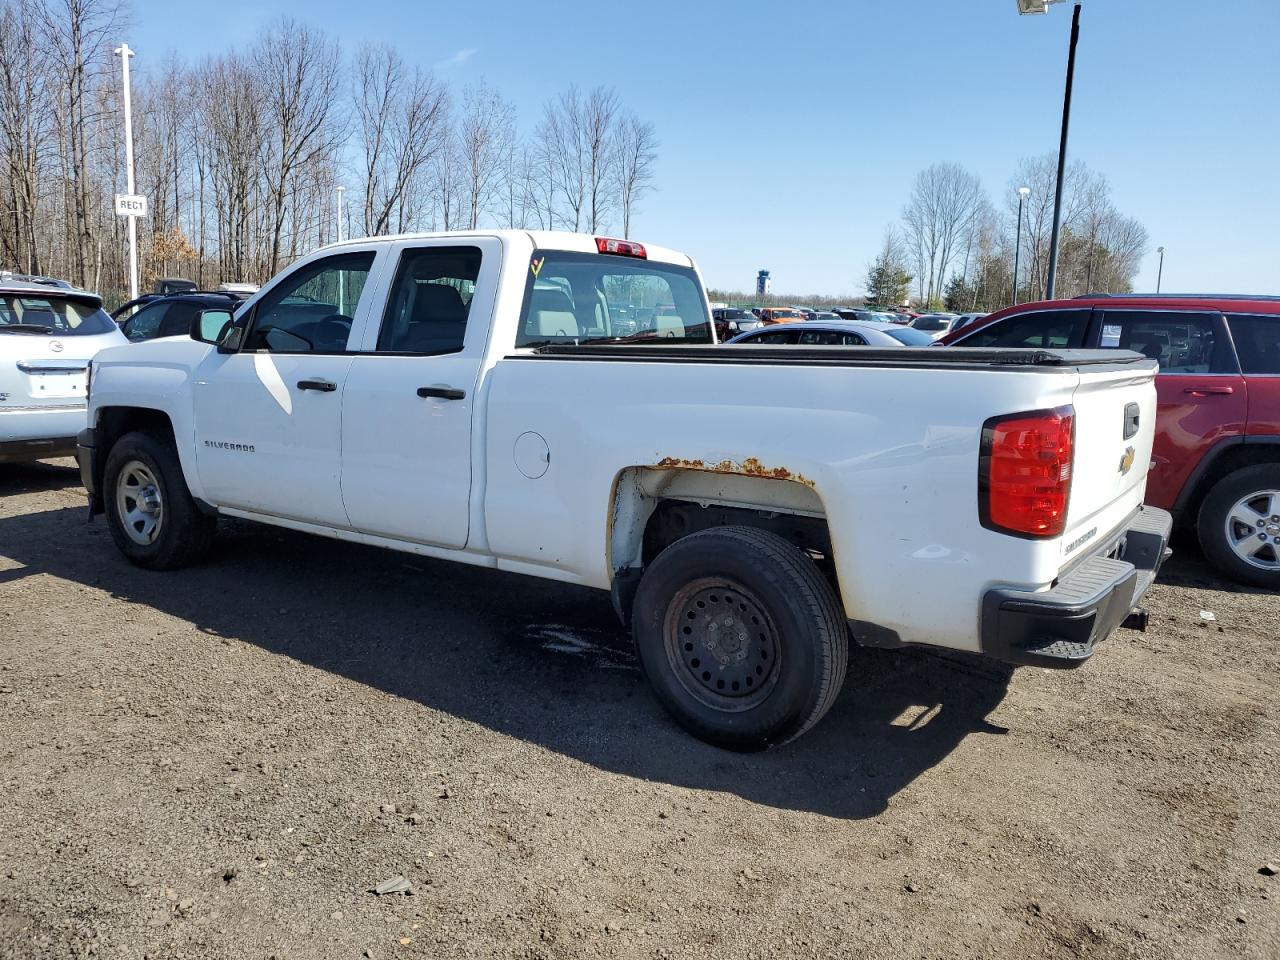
113;43;145;301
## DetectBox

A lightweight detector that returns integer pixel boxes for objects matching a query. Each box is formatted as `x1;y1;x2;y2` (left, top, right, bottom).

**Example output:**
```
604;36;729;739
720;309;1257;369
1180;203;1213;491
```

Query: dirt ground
0;459;1276;960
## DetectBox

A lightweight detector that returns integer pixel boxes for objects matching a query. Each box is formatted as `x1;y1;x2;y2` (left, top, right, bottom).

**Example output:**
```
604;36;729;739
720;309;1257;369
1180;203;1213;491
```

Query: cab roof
317;229;695;269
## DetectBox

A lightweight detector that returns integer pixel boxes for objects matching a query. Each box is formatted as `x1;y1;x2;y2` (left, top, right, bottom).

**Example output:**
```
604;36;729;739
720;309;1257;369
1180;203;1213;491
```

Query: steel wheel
115;459;164;546
663;577;781;712
1224;488;1280;572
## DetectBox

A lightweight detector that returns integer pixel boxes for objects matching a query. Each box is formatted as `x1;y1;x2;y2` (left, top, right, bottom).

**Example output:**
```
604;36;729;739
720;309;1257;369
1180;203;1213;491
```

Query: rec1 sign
114;193;148;217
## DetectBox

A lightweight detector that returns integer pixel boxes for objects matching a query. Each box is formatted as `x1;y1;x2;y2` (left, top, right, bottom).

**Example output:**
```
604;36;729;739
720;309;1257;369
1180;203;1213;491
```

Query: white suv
0;277;126;463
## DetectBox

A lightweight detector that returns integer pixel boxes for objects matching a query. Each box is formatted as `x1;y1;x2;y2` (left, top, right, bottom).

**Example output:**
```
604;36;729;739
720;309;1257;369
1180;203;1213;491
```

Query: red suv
943;294;1280;588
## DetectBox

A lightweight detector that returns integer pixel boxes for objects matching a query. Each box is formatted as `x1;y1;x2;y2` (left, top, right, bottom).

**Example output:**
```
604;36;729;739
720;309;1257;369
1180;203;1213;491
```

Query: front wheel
632;526;848;751
103;430;216;570
1197;464;1280;589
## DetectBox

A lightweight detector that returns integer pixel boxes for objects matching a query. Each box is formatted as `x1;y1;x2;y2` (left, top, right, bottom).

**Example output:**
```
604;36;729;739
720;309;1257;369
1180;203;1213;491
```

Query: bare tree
613;113;656;239
0;0;52;273
581;86;618;231
901;163;988;307
39;0;122;287
254;18;343;274
457;80;514;230
202;54;262;280
354;43;447;236
536;86;585;230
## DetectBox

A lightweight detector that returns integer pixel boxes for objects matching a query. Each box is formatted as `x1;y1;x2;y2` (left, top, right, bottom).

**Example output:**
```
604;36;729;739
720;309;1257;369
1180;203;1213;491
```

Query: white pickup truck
77;230;1171;749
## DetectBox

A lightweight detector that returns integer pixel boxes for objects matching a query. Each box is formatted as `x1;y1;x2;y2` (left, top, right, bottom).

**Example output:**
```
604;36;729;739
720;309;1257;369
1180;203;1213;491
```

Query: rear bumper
0;435;78;463
981;506;1173;669
0;404;86;458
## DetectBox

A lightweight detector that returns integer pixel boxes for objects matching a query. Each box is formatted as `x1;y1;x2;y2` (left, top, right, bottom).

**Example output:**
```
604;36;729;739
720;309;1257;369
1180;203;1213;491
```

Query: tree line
867;156;1149;311
0;0;658;304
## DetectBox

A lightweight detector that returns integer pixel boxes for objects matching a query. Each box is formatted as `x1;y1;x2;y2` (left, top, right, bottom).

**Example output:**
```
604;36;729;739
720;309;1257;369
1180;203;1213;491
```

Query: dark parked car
712;307;763;340
943;293;1280;588
120;291;245;343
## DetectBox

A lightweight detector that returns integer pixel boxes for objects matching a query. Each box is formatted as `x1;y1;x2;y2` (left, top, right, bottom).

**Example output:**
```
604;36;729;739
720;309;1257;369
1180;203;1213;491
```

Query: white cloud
435;48;477;69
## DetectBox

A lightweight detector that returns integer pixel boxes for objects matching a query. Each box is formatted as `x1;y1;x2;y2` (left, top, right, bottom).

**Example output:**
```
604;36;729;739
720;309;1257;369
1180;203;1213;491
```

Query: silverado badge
1118;445;1136;477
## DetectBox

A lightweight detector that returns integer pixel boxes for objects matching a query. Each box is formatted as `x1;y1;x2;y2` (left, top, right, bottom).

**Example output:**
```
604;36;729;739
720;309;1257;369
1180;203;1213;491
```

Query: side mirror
191;308;237;349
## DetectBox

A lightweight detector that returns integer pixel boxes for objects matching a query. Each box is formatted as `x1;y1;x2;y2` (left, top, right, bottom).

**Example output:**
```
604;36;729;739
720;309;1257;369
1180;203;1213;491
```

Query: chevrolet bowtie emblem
1118;446;1136;476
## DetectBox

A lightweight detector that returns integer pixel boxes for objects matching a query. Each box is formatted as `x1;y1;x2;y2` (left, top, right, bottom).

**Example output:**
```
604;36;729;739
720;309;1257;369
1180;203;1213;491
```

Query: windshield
516;251;712;347
885;326;934;346
0;295;115;335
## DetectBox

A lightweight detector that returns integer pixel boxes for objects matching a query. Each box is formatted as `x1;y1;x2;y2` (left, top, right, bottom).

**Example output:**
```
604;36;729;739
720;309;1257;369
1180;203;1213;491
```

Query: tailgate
1059;362;1158;567
13;358;89;402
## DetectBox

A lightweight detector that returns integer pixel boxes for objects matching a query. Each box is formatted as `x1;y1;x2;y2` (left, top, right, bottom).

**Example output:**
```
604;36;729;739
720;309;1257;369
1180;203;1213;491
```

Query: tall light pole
1156;246;1165;293
1013;186;1030;305
1017;0;1080;300
335;185;345;244
334;184;347;312
114;43;139;301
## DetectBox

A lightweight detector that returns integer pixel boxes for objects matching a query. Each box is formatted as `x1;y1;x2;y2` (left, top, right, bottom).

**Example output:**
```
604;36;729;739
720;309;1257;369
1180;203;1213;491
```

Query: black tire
1197;464;1280;589
632;526;848;751
103;430;216;570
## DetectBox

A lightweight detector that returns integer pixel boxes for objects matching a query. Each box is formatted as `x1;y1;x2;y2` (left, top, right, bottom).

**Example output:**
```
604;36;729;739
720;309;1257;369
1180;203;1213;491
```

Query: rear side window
123;301;170;342
376;246;481;354
798;329;865;345
744;330;796;345
517;251;711;347
0;295;116;336
963;309;1089;349
1098;310;1230;374
1227;314;1280;374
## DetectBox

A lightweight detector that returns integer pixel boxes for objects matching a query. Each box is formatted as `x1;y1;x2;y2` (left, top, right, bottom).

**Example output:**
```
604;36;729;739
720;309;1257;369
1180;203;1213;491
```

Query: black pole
1045;2;1081;301
1012;194;1025;306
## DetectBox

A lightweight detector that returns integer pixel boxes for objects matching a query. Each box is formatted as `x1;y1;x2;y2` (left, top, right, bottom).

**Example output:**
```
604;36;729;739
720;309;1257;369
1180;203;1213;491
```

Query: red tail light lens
595;237;646;259
980;406;1074;538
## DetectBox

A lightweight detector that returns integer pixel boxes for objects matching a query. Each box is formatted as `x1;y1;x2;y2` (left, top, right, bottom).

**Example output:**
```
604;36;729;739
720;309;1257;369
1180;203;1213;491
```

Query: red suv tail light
979;406;1074;538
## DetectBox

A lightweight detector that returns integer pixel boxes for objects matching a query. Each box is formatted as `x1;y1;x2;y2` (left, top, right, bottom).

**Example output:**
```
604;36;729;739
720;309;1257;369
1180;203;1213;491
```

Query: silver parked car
727;319;935;347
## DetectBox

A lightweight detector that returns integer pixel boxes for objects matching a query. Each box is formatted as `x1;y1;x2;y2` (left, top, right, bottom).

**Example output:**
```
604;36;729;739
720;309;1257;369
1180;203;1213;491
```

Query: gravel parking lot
1;459;1276;960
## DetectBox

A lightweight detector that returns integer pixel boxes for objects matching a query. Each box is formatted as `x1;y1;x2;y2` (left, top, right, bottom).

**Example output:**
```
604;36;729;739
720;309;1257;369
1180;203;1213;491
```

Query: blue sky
128;0;1279;297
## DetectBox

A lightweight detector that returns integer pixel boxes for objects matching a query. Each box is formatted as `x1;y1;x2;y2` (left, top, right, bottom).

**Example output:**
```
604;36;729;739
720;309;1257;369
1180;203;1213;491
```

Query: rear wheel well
642;498;834;570
1178;442;1280;527
609;465;841;626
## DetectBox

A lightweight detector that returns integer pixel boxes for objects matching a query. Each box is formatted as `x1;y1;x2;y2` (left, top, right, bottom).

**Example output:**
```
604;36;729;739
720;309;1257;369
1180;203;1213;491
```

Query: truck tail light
979;406;1074;538
595;237;646;259
84;360;92;402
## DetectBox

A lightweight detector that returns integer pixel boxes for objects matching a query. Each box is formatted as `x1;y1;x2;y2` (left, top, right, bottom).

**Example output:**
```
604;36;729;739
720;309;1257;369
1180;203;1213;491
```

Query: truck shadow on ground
2;502;1016;820
0;458;82;494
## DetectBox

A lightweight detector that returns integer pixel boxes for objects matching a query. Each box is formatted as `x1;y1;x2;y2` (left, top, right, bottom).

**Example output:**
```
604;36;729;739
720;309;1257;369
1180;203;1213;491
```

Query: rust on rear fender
654;456;815;488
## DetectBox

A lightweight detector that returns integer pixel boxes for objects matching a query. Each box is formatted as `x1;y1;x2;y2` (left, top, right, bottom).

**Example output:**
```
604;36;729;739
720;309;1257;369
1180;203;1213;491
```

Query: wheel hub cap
664;579;780;711
116;460;164;546
1225;489;1280;571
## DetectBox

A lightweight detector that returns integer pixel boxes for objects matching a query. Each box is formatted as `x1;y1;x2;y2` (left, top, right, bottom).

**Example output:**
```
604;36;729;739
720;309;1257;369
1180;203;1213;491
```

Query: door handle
1183;385;1234;397
297;378;337;392
417;386;466;401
